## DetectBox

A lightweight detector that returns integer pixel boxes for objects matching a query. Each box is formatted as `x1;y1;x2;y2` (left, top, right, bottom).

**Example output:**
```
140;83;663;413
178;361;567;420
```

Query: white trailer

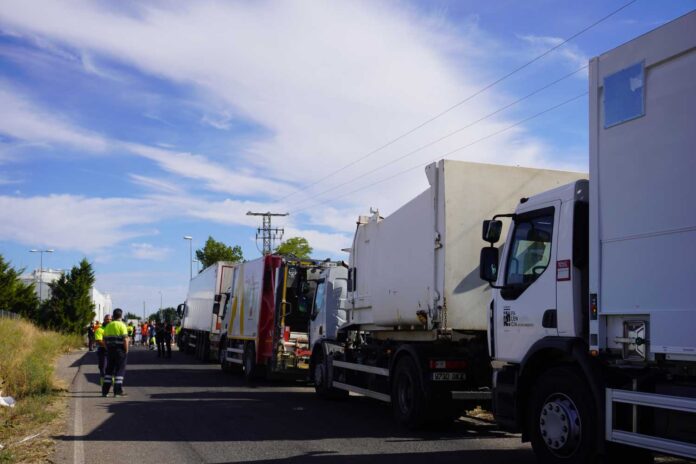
177;261;236;361
311;159;583;427
479;11;696;462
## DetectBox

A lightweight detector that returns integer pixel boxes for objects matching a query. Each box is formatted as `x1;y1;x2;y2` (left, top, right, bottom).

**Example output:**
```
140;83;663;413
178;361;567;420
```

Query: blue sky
0;0;693;313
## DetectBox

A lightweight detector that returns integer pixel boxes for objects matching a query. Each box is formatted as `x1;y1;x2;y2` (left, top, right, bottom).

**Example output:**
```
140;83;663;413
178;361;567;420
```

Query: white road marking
73;361;85;464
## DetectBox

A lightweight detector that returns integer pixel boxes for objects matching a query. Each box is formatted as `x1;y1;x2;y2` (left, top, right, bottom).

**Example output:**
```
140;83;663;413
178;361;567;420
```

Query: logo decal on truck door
503;306;533;327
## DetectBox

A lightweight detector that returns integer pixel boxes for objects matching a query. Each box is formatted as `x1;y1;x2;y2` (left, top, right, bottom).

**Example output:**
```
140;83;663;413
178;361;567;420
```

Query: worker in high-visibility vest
101;308;130;397
94;314;112;386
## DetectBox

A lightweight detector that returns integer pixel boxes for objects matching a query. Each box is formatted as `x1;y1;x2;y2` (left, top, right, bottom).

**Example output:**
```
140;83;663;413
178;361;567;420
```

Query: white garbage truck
310;159;582;428
177;261;236;361
218;255;332;380
479;12;696;463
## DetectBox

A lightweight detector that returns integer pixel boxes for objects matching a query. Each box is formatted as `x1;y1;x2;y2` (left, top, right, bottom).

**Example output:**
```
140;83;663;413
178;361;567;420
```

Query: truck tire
243;343;257;383
392;355;428;429
313;350;348;399
528;367;597;464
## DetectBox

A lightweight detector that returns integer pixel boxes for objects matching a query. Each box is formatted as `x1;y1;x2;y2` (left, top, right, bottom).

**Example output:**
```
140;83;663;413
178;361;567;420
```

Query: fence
0;310;20;319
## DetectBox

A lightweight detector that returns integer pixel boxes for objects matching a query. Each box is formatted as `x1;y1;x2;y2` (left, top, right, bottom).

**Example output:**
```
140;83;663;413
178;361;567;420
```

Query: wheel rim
397;372;414;415
539;392;582;457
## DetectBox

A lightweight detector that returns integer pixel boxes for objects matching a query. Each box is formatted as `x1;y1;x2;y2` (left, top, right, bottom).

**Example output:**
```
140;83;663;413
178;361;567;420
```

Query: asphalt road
53;345;535;464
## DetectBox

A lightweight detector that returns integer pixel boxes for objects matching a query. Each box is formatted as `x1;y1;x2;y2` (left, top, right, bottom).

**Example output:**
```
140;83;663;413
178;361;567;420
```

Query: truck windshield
505;211;554;286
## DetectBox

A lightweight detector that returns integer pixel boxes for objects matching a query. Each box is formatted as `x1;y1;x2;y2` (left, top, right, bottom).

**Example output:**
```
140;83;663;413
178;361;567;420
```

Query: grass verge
0;319;83;463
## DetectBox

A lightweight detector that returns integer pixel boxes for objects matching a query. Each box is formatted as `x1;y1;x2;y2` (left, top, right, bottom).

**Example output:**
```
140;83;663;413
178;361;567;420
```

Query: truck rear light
556;260;571;281
590;293;598;320
428;359;467;370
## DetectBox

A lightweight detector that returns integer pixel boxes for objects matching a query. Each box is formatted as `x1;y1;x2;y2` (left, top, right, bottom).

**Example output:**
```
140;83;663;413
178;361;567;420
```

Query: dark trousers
97;347;107;380
164;337;172;358
102;348;128;395
157;337;165;357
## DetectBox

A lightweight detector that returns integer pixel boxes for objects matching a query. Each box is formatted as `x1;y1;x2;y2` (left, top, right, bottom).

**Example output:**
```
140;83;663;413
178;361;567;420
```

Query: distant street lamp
158;290;163;322
183;235;193;280
29;249;54;302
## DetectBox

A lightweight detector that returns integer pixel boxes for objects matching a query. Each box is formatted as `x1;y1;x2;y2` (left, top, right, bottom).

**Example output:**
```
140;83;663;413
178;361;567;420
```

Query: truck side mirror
480;247;500;283
176;303;185;318
482;220;503;243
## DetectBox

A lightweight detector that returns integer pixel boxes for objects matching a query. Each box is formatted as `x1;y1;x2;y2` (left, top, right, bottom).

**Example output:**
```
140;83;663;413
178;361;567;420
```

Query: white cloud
129;173;180;194
130;242;171;261
0;86;109;152
201;111;233;130
518;34;588;71
0;194;165;252
0;0;578;215
124;143;293;197
282;227;351;257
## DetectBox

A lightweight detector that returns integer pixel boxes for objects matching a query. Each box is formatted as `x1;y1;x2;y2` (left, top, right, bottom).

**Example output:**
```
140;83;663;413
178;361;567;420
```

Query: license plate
431;372;466;381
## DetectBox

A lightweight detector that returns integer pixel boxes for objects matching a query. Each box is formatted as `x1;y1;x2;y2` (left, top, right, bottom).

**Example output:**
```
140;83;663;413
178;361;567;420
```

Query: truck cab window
505;210;554;288
312;281;326;320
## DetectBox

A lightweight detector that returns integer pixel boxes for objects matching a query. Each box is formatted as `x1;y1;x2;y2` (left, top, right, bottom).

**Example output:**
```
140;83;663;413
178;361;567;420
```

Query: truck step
606;388;696;459
332;381;390;402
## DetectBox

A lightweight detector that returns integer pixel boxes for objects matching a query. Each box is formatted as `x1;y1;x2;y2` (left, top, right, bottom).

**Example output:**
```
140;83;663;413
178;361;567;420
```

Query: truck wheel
313;351;348;399
392;356;428;429
243;343;257;383
528;367;597;464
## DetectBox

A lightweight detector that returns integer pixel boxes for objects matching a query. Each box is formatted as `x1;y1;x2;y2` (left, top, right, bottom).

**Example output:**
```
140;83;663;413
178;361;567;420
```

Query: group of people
91;310;179;398
139;320;175;358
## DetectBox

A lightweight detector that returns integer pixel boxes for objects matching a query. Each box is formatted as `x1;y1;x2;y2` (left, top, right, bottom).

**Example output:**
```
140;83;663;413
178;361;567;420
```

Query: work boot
114;388;127;397
101;383;111;397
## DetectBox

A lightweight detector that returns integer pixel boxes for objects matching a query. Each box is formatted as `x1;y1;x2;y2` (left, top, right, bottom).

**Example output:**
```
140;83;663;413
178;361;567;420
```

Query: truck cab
481;180;588;364
308;264;348;355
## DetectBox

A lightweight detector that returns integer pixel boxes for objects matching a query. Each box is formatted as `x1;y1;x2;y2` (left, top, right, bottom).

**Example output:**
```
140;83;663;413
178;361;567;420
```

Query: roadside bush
0;319;81;399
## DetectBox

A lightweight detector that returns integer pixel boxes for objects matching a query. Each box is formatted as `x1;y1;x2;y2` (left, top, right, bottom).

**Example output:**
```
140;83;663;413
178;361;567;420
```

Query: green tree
0;255;39;320
195;236;244;269
41;258;95;333
275;237;313;259
124;312;140;321
147;307;178;324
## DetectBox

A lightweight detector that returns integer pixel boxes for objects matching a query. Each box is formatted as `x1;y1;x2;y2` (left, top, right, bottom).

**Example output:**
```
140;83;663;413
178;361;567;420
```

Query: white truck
479;12;696;463
310;160;582;427
177;261;236;361
218;255;330;380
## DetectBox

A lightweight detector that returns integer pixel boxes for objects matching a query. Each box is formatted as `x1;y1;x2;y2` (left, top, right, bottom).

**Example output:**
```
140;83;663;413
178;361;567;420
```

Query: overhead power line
288;65;587;210
290;91;588;215
278;0;637;202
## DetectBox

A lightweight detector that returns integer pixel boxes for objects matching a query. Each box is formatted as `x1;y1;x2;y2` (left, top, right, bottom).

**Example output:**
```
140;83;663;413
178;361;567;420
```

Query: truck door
309;278;326;348
495;202;560;362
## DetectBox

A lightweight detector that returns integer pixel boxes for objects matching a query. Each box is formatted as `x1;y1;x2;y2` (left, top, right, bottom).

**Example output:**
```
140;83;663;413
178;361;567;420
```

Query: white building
21;269;112;322
91;287;113;323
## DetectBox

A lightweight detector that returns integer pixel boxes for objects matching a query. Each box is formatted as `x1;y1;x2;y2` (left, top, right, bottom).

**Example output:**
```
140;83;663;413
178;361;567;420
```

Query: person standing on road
87;323;96;351
102;308;129;397
156;322;166;358
141;321;149;347
94;314;111;386
134;323;141;347
162;322;173;359
148;322;157;351
127;322;135;346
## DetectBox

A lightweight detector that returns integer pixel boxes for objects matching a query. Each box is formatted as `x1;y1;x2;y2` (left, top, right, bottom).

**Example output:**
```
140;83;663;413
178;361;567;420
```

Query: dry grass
0;319;82;463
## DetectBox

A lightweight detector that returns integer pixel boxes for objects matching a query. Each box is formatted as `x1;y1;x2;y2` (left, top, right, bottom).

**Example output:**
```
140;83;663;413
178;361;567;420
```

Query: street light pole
183;236;193;280
159;290;163;322
29;249;54;302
